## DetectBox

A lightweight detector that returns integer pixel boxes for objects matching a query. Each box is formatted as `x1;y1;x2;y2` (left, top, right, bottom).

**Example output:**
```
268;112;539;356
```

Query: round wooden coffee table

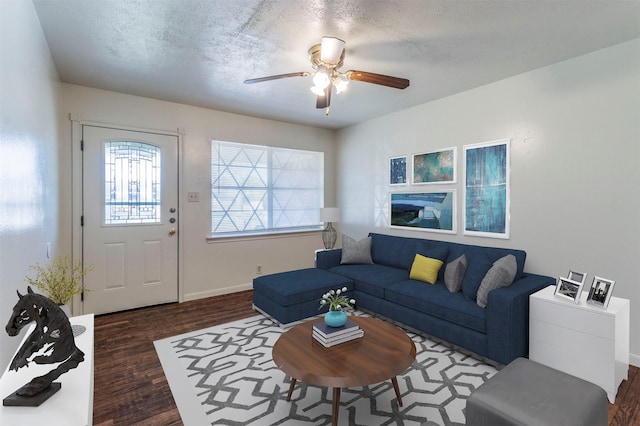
272;316;416;426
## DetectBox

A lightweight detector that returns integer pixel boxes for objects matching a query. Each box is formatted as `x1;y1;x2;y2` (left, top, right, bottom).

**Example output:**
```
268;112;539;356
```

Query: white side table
529;285;629;403
0;314;94;425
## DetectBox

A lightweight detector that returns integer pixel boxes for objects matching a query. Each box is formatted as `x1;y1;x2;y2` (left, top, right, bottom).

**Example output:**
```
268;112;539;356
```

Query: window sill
207;228;323;244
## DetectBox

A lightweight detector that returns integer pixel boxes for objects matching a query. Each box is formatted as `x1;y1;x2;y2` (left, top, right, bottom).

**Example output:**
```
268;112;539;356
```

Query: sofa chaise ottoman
253;268;354;324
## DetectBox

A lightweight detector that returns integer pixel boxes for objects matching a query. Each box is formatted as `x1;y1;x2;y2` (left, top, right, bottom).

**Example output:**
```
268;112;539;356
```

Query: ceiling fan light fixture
320;36;345;65
244;36;409;114
312;68;330;89
334;73;349;94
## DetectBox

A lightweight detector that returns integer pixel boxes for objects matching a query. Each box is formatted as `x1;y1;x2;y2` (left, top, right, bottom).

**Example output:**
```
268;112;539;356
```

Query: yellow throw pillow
409;254;444;284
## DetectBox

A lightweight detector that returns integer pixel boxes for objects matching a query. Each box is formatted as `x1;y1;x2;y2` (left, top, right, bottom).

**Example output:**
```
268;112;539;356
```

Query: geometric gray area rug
154;313;497;426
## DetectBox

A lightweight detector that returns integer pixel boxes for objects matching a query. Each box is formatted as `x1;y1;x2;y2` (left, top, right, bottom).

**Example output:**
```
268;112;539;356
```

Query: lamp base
322;223;337;249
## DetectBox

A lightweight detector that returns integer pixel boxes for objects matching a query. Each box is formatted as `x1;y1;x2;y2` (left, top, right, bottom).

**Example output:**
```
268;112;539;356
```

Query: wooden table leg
391;377;403;407
287;378;297;401
332;387;341;426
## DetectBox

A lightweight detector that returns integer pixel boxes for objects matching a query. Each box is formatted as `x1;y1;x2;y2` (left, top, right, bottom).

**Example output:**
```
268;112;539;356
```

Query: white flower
318;286;356;312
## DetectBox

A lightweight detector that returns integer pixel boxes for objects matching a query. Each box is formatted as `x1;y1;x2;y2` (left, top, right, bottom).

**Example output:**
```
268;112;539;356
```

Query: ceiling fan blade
316;82;332;109
346;70;410;89
244;72;309;84
320;36;345;65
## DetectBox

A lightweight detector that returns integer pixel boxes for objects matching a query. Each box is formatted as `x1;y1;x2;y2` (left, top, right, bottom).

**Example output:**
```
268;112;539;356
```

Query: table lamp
319;207;340;249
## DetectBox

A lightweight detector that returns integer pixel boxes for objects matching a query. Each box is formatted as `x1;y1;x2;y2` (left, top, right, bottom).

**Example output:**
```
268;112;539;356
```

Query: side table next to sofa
529;285;630;403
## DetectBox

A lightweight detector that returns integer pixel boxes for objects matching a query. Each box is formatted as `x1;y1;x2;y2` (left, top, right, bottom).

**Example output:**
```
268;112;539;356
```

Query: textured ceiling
33;0;640;129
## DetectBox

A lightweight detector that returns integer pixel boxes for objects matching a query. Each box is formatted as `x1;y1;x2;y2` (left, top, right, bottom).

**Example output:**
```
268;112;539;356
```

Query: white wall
0;1;63;371
61;85;337;301
336;39;640;364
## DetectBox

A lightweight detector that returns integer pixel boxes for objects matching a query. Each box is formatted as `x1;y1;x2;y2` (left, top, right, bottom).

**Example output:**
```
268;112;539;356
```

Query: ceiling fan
244;36;410;115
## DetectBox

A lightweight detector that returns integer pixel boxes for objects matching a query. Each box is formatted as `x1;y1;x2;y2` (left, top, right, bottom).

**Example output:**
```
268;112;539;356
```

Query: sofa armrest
316;249;342;270
486;274;555;365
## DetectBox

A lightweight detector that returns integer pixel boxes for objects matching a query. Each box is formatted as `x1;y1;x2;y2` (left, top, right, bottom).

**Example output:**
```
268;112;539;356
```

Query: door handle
169;228;176;236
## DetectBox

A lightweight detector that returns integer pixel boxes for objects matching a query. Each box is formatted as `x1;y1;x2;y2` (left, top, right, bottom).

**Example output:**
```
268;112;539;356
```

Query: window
211;140;324;236
104;141;161;225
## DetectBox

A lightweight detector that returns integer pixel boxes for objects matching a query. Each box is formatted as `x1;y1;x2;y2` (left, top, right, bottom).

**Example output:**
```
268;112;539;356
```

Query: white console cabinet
0;314;94;425
529;286;629;403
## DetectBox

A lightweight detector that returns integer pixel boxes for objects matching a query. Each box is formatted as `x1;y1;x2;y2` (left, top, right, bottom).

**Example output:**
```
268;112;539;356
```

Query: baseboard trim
183;283;253;302
630;353;640;368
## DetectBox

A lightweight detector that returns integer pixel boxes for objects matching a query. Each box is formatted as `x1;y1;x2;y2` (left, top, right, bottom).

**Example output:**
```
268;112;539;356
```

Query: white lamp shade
319;207;340;223
320;37;345;65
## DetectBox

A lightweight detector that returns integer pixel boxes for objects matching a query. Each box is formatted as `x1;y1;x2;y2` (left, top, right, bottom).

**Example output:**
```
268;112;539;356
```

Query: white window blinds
211;140;324;236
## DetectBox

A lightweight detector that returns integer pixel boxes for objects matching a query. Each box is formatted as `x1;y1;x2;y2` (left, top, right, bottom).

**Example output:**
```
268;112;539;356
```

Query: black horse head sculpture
4;286;84;397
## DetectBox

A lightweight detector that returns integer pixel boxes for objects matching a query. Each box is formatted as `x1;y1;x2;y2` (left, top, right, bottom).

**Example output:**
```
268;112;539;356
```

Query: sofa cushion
409;254;443;284
446;244;527;282
460;248;494;300
369;233;525;287
476;254;518;308
369;233;430;270
329;264;409;298
341;235;373;264
444;254;468;293
385;280;487;333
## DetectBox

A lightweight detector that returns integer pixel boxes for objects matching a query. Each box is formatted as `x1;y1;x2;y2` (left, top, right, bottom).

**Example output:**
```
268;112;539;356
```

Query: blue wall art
464;139;510;239
412;147;456;184
389;156;407;185
390;191;456;234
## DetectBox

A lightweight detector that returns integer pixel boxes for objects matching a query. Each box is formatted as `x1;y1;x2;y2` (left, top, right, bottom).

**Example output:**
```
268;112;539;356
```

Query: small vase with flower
318;286;356;327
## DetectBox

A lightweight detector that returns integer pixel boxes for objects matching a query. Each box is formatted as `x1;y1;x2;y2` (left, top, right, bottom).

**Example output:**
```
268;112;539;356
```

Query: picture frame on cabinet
389;156;407;186
567;270;587;285
554;277;583;304
586;276;615;309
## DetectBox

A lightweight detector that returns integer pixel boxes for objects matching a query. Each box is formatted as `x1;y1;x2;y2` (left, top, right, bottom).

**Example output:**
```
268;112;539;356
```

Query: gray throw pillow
444;254;467;293
340;235;373;264
476;254;518;308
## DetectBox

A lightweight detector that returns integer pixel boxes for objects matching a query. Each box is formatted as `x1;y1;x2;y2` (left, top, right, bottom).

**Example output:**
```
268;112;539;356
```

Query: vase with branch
24;256;93;313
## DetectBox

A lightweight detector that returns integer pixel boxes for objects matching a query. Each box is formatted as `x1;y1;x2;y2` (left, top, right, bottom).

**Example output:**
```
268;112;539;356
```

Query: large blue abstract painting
464;139;510;238
390;191;456;233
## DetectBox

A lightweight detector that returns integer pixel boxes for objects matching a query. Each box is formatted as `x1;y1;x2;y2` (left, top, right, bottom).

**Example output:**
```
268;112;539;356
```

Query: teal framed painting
463;139;510;239
412;147;456;184
390;190;456;234
389;156;407;185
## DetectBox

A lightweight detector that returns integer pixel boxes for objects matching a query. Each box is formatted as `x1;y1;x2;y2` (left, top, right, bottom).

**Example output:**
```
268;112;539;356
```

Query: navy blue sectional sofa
315;233;553;365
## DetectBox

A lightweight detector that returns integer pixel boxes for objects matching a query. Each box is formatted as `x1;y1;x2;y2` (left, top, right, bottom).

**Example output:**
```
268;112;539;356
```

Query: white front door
82;125;178;315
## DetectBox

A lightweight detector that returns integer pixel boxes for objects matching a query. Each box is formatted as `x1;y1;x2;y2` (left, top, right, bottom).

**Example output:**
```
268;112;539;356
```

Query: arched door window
104;141;161;225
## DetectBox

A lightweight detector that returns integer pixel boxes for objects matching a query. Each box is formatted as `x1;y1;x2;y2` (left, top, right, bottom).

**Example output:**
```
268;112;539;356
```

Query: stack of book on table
312;319;364;347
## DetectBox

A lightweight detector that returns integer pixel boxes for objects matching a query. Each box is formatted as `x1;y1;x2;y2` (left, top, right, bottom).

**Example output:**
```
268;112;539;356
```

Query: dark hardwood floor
93;290;639;425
